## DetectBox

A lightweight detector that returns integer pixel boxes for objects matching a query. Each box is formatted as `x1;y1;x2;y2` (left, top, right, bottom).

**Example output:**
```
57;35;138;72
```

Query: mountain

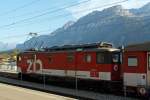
130;2;150;16
16;3;150;50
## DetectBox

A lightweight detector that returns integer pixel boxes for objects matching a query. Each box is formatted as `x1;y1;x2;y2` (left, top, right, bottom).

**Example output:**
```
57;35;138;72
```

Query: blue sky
0;0;149;49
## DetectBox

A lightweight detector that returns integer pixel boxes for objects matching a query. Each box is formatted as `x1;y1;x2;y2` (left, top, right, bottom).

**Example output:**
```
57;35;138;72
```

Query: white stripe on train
33;69;111;81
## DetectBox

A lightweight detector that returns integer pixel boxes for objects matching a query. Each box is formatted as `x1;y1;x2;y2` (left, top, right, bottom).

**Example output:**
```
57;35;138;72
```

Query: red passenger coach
123;42;150;96
17;42;121;84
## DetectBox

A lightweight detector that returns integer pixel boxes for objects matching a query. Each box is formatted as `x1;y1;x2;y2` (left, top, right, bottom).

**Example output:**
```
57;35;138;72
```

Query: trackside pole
20;72;22;81
75;50;78;99
75;73;78;96
124;83;127;97
120;45;126;97
43;73;46;88
123;79;127;97
42;69;46;88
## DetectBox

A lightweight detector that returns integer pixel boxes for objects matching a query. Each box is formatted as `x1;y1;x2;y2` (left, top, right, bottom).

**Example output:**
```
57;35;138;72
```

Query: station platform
0;76;138;100
0;83;75;100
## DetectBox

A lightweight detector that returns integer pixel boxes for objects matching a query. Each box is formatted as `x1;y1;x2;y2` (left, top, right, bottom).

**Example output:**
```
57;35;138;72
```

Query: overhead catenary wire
0;0;130;31
7;1;81;19
0;0;91;29
0;0;139;41
0;0;41;16
1;0;142;43
0;28;52;40
2;16;149;44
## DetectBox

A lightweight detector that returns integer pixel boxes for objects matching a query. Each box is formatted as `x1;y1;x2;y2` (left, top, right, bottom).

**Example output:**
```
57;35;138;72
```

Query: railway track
0;71;139;100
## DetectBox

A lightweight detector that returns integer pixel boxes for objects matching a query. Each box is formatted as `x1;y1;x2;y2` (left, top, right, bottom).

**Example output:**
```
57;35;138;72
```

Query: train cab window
84;54;92;63
67;53;74;62
128;57;138;67
112;54;119;63
96;52;111;64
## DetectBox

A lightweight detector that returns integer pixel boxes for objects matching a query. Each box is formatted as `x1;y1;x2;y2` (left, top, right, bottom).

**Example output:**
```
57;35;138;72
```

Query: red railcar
17;42;121;83
123;42;150;96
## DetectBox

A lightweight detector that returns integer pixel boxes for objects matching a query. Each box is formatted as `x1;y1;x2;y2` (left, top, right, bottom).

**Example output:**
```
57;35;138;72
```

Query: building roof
125;42;150;51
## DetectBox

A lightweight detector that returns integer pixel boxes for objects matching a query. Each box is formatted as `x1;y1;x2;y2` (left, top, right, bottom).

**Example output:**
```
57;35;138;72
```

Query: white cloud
67;0;150;19
121;0;150;9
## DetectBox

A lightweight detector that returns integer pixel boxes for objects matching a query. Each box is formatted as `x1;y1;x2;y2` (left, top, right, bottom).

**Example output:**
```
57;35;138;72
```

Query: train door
147;52;150;86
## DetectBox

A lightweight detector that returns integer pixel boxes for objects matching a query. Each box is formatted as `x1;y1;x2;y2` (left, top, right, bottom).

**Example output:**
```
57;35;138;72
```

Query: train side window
48;55;53;63
84;54;91;63
67;53;74;62
97;53;105;63
128;57;138;67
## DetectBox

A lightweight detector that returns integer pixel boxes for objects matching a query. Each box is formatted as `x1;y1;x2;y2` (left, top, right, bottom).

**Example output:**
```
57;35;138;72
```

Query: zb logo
27;59;42;73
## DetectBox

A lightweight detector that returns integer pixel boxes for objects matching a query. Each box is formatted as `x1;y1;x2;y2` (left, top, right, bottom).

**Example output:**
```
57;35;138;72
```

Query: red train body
16;42;150;96
17;42;121;82
123;43;150;96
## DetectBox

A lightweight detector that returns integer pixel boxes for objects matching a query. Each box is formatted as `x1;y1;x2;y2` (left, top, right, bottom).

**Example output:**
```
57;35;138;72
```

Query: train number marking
90;69;99;78
27;60;32;73
27;59;42;73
